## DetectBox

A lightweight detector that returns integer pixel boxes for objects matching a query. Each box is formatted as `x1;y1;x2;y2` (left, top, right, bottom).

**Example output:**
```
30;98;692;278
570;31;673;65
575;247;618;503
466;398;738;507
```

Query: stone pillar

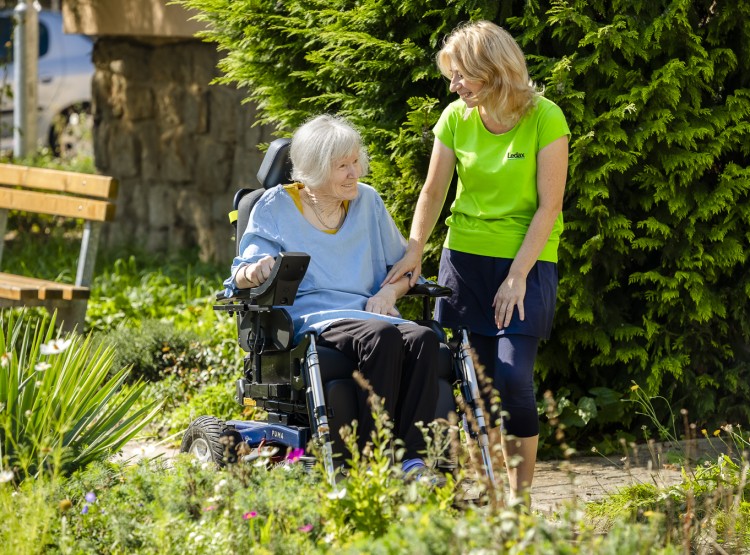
92;37;273;263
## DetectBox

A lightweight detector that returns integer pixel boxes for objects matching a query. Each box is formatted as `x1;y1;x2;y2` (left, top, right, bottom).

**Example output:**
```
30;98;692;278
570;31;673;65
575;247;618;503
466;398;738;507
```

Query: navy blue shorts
434;248;558;339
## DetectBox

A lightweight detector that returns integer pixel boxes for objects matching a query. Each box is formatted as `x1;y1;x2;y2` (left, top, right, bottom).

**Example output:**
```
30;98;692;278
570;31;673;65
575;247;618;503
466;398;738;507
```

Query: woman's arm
493;135;569;328
365;275;412;316
383;138;456;286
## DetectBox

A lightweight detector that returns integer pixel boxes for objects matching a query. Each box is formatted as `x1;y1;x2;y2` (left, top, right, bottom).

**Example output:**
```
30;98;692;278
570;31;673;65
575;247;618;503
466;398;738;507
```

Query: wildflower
0;352;10;367
298;524;313;533
0;470;14;483
243;511;258;520
81;505;89;515
701;429;707;437
34;362;52;372
713;429;721;437
630;384;639;391
326;488;346;500
40;339;72;356
286;448;304;463
59;499;73;511
85;492;97;503
204;505;217;512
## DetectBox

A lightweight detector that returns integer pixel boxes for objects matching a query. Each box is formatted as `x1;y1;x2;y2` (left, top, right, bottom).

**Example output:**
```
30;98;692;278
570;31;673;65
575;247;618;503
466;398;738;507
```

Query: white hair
290;114;369;189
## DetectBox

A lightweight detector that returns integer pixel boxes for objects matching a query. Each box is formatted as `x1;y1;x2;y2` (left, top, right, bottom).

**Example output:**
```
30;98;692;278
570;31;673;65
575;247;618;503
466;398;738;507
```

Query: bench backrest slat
0;189;115;221
0;163;118;199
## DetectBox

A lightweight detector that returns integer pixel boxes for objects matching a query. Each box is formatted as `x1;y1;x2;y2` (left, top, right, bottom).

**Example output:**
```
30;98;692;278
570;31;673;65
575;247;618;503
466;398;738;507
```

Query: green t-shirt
433;96;570;262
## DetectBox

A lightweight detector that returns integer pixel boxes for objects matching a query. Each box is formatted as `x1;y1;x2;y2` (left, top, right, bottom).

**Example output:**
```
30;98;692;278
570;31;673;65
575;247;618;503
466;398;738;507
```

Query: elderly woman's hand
365;286;400;316
238;255;275;289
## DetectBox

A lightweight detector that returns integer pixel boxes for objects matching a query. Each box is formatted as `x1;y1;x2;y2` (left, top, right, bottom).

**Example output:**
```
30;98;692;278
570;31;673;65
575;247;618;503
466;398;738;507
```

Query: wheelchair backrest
233;138;292;255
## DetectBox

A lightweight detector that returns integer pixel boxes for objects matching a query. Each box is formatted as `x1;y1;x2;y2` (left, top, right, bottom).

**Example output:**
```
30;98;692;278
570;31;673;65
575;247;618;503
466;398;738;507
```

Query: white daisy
40;339;72;356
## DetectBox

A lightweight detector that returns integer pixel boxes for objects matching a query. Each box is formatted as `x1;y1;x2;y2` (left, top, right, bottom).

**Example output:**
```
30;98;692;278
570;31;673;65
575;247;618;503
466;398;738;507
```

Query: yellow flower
701;429;707;436
630;384;639;391
59;499;73;511
713;429;721;437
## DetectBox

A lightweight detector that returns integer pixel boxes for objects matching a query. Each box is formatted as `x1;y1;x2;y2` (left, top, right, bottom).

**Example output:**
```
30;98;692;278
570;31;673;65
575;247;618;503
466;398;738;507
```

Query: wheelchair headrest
256;138;292;190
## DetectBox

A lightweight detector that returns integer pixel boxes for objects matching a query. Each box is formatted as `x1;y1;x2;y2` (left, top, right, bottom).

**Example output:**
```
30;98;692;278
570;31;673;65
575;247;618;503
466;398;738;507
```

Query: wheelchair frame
181;138;496;487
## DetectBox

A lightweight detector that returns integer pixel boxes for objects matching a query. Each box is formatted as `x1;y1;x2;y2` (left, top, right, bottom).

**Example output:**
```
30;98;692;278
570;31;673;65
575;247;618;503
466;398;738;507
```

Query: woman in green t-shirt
384;20;570;505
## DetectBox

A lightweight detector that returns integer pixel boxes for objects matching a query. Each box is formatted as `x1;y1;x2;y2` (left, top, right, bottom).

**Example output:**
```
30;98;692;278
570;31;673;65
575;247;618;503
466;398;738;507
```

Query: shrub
181;0;750;431
94;319;203;384
0;311;160;480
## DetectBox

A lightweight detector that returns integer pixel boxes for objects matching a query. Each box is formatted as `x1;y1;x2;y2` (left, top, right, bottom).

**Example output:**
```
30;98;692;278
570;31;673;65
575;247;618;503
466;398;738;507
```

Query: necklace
302;188;345;231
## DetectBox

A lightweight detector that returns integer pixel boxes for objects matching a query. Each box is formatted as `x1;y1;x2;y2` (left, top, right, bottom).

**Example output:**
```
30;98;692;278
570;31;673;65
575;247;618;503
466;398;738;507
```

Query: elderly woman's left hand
366;288;400;316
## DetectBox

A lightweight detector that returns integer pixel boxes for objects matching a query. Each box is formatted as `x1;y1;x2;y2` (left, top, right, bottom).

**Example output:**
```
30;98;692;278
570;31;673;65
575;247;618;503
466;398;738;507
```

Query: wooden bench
0;163;118;331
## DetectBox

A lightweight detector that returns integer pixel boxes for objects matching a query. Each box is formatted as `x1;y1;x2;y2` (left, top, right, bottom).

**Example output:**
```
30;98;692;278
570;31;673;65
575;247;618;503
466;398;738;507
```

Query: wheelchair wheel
180;416;242;465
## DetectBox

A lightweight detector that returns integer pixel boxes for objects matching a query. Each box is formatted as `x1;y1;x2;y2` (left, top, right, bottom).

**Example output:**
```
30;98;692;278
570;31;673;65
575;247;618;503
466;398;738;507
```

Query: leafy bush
94;319;203;383
0;311;160;480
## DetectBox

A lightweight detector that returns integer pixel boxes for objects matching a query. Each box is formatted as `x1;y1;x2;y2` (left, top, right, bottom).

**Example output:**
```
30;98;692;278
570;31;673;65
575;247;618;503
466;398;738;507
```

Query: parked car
0;9;94;158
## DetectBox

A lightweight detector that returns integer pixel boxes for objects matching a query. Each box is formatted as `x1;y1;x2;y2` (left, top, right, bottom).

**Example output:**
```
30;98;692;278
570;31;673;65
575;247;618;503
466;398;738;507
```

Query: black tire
180;416;242;465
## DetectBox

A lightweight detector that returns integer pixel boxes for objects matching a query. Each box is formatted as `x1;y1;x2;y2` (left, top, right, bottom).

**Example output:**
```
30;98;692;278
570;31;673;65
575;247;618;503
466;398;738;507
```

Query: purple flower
81;505;89;515
298;524;313;533
286;448;304;463
243;511;258;520
85;491;97;503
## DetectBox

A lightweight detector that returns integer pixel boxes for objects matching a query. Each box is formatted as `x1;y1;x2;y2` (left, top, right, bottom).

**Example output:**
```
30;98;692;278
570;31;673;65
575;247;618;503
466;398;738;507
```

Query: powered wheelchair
180;138;495;486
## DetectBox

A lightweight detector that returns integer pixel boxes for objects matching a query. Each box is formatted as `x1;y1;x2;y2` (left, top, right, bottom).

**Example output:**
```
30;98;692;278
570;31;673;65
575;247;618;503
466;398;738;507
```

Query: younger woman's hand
492;274;527;328
382;244;423;287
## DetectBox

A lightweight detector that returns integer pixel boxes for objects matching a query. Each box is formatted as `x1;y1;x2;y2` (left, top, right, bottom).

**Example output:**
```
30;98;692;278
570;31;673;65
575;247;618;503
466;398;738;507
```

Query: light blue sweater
224;183;412;343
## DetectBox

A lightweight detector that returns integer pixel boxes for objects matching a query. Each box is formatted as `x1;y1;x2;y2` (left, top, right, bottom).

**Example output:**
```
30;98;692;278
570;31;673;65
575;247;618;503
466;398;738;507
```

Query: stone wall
92;37;274;263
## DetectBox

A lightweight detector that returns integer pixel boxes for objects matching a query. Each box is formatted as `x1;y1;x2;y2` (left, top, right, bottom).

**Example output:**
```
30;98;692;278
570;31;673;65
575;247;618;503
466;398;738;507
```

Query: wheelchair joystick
457;328;497;487
305;333;337;488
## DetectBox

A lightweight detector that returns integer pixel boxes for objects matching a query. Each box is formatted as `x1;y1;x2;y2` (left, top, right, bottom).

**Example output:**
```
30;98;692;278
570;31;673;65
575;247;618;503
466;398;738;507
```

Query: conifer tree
182;0;750;426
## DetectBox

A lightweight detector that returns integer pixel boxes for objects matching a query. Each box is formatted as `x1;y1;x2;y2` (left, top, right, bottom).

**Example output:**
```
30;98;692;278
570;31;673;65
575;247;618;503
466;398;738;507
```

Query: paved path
116;438;721;516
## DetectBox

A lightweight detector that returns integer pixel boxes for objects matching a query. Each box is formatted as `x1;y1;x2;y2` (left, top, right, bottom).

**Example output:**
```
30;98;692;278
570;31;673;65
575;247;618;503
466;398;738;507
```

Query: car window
0;16;50;62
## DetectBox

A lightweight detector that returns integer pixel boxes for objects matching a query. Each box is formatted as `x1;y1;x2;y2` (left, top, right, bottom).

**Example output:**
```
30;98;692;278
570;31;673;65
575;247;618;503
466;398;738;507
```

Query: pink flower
286;448;304;463
298;524;313;533
243;511;258;520
204;505;217;512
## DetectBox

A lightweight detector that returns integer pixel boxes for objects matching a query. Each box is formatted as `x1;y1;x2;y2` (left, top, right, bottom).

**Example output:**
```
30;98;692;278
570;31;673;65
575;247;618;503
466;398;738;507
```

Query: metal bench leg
55;300;87;333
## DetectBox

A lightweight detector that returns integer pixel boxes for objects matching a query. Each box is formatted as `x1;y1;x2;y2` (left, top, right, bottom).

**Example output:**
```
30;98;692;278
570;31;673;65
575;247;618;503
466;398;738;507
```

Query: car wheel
180;416;243;465
49;103;93;160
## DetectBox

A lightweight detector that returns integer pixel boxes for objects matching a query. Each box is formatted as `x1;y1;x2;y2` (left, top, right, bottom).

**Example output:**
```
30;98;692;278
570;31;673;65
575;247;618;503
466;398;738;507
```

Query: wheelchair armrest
216;252;311;307
405;280;452;298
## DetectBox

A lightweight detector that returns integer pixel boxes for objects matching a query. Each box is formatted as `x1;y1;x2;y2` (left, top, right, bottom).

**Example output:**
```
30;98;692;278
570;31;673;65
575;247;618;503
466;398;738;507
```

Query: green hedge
181;0;750;428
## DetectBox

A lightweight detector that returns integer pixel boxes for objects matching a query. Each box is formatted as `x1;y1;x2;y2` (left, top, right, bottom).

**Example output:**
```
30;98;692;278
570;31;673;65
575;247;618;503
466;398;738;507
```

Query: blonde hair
437;21;539;124
290;114;369;190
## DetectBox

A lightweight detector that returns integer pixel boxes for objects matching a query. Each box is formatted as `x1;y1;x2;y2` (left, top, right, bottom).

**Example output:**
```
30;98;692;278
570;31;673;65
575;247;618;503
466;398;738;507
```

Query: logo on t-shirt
507;152;526;159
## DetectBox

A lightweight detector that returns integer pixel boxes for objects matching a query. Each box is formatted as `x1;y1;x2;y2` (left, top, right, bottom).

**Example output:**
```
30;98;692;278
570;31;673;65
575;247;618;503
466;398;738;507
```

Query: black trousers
317;319;439;459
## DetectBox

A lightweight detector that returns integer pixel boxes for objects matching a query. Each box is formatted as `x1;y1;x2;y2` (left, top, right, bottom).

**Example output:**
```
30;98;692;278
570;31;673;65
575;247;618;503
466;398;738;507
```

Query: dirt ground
116;437;726;516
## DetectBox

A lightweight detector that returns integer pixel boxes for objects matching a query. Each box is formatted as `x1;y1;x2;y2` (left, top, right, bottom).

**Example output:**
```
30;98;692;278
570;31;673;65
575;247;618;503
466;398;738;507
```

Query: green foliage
519;0;750;425
168;382;245;436
0;311;160;480
180;0;750;429
94;319;203;383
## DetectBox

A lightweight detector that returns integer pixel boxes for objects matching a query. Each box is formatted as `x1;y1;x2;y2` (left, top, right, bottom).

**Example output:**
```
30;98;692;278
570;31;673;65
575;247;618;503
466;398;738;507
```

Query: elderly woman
224;114;439;478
